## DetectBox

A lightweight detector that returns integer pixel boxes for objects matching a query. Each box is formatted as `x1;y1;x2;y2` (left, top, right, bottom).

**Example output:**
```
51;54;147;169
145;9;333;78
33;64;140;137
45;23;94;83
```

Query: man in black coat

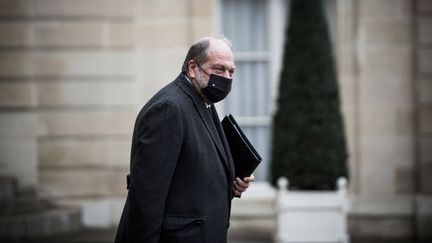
115;36;254;243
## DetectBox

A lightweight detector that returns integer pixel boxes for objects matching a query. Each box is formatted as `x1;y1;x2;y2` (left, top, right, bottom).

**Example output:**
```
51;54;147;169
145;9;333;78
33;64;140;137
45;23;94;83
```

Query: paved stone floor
3;227;272;243
3;227;430;243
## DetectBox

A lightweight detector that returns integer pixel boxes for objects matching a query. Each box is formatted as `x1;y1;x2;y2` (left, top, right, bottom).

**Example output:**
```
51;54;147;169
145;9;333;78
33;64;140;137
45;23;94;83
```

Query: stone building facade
0;0;430;240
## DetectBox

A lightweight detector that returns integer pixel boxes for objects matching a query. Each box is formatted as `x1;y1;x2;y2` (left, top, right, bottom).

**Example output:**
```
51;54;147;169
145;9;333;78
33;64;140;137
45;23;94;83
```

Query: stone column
338;0;417;239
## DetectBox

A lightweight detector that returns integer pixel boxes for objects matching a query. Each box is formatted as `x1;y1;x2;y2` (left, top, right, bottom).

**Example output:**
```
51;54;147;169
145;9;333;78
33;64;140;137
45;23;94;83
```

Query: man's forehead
207;43;234;64
208;39;232;53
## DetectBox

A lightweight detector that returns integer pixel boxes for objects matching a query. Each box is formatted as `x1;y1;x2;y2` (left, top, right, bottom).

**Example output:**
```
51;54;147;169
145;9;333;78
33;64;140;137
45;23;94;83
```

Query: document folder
221;114;262;179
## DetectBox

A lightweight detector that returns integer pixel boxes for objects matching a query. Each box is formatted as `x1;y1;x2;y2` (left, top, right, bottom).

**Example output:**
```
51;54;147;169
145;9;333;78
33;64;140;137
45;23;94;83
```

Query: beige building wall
0;0;213;227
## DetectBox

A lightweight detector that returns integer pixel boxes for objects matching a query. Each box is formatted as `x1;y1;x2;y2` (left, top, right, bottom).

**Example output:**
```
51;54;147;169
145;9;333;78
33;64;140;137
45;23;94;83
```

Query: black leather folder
221;114;262;179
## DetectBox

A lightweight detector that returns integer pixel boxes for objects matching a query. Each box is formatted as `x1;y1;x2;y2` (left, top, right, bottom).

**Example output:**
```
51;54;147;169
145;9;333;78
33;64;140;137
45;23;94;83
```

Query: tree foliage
270;0;348;190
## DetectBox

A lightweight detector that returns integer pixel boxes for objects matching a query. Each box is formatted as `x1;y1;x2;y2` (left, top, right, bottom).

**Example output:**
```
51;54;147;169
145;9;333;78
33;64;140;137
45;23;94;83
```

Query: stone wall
0;0;213;227
338;0;431;239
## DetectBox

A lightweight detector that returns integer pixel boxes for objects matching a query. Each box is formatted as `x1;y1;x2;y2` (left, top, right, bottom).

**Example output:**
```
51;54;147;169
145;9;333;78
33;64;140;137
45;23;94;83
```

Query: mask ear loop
195;61;211;77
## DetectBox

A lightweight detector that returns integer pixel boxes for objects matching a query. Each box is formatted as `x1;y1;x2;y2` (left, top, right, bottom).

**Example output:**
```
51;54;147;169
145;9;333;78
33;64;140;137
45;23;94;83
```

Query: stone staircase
229;182;276;242
0;176;82;240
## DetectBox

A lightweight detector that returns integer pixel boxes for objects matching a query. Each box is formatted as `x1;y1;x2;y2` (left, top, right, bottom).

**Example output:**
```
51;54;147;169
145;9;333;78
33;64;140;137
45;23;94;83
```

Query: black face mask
202;74;232;103
196;64;233;103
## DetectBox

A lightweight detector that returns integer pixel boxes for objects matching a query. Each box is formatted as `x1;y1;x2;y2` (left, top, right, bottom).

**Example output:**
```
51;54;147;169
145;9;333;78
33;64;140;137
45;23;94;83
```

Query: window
219;0;336;181
220;0;276;181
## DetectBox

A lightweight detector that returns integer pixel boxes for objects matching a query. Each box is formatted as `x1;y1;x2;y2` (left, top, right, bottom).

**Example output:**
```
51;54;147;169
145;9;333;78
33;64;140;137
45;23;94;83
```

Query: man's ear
187;60;197;79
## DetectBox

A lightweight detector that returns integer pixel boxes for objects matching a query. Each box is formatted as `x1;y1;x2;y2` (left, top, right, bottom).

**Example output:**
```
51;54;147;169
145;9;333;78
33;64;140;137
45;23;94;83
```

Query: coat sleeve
127;100;183;243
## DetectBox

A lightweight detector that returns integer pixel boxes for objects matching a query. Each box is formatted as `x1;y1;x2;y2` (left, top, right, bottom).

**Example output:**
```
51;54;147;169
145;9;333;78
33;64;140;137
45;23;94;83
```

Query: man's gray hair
181;36;232;74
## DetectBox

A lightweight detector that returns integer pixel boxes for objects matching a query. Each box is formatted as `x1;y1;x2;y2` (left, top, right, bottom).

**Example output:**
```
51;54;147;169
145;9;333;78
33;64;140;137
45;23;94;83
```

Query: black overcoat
115;74;236;243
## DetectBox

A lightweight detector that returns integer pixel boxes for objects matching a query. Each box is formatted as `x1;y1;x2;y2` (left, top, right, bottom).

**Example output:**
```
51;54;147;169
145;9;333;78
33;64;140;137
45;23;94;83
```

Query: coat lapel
210;105;235;179
174;74;229;166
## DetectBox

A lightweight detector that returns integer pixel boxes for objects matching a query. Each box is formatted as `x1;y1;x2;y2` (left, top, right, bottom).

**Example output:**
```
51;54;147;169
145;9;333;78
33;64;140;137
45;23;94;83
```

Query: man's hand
233;175;255;197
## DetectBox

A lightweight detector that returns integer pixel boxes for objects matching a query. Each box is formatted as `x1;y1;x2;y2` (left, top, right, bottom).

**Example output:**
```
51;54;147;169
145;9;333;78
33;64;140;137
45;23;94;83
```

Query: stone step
231;182;276;219
231;198;275;219
0;176;17;200
230;198;276;236
0;177;83;240
0;206;82;240
0;196;51;216
229;182;277;240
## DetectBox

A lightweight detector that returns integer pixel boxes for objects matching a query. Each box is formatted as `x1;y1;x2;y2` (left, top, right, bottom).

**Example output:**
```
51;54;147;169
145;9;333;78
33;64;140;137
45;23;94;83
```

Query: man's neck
184;74;211;108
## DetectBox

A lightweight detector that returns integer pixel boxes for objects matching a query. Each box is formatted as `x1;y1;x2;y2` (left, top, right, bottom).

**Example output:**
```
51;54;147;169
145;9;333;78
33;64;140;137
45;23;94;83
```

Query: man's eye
216;67;224;72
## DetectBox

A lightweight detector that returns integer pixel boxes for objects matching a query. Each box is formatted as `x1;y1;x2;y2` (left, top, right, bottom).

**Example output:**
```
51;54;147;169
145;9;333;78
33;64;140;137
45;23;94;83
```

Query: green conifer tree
270;0;348;190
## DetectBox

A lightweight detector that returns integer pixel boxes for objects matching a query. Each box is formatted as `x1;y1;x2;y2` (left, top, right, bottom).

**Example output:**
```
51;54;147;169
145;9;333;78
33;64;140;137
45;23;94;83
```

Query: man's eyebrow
213;63;235;70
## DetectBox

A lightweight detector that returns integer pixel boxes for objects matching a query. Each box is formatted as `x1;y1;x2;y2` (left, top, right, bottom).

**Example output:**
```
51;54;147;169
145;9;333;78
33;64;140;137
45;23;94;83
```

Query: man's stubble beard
192;70;211;104
194;69;209;89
